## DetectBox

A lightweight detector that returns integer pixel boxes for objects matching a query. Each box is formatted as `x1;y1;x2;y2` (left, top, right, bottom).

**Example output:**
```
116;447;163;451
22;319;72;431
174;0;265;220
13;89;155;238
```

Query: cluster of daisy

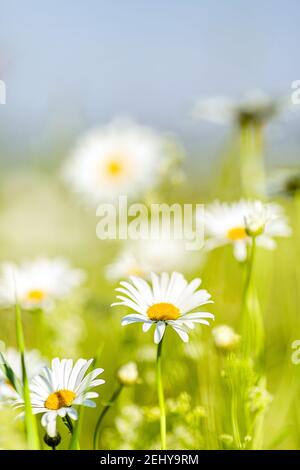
0;108;295;450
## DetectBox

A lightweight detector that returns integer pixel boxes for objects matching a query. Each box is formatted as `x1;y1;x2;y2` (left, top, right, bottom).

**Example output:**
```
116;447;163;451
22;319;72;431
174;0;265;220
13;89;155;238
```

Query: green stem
156;336;166;450
241;236;264;364
15;302;40;450
229;369;242;449
69;408;83;450
240;121;265;198
93;384;123;450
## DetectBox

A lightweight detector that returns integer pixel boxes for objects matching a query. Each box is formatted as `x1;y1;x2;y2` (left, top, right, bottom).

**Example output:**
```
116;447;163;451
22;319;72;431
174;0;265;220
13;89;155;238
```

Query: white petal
154;321;166;344
233;241;247;262
67;407;78;420
142;322;153;332
170;324;189;342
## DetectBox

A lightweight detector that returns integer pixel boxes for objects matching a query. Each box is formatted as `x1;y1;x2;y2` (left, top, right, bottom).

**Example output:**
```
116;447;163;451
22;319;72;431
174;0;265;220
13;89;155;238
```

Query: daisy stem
156;336;166;450
240;121;265;198
241;236;264;361
93;384;123;450
15;301;40;450
69;408;82;450
229;364;242;449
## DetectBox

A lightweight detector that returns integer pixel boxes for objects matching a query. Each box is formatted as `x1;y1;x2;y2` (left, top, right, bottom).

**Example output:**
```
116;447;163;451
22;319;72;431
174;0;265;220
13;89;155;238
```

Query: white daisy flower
24;358;104;438
112;272;214;344
63;118;167;205
0;348;46;403
193;90;287;126
106;237;202;281
267;167;300;198
201;200;291;262
212;325;240;353
0;257;85;311
117;362;139;386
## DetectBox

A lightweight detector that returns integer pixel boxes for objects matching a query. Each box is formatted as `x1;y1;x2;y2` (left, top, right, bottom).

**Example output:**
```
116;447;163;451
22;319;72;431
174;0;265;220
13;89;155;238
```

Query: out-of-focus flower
193;90;287;126
112;272;214;344
267;167;300;198
247;380;273;415
0;257;85;311
212;325;240;353
117;362;139;386
200;200;291;261
18;358;104;438
63;118;168;205
0;347;46;403
106;237;201;281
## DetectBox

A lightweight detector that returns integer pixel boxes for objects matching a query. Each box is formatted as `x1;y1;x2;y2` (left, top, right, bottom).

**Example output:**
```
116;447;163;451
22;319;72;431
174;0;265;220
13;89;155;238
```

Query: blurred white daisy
193;90;287;126
212;325;240;353
201;200;291;261
0;347;46;403
0;257;85;311
112;272;214;344
117;362;139;386
63;118;167;205
267;167;300;198
106;237;201;281
23;358;104;437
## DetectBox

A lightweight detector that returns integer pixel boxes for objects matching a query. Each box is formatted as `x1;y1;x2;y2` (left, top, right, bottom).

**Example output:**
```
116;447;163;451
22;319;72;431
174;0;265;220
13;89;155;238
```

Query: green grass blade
15;301;40;450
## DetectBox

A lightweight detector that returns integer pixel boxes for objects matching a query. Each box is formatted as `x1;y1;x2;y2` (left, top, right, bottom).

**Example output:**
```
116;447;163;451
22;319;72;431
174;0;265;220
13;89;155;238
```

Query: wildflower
200;200;291;261
112;272;214;344
0;257;85;311
117;362;139;386
63;118;167;205
212;325;240;353
267;167;300;198
21;358;104;438
193;90;286;126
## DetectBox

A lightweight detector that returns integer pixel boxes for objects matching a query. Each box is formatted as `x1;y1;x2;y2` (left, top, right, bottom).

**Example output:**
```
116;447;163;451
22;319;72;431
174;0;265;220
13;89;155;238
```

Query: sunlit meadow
0;89;299;451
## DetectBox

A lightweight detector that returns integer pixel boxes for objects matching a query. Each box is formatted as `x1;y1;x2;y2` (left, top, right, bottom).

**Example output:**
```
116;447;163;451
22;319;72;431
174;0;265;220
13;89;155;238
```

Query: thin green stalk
241;236;264;361
15;302;40;449
69;409;82;450
156;336;166;450
229;375;242;449
240;121;265;198
93;384;123;450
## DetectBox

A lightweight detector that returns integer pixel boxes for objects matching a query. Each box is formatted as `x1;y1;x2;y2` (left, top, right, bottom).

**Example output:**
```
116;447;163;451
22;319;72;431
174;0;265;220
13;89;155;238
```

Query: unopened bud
117;362;139;386
213;325;240;353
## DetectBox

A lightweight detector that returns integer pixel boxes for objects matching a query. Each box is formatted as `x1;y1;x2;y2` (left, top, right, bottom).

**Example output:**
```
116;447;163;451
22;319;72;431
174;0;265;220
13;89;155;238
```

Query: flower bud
117;362;139;386
212;325;240;353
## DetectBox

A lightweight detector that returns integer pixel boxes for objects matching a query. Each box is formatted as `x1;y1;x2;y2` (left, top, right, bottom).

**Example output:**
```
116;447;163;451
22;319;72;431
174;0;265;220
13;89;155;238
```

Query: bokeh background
0;0;299;450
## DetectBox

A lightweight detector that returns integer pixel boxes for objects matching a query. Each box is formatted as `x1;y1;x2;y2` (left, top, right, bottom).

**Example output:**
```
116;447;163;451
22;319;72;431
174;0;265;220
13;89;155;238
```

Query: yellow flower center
127;265;145;277
147;302;180;321
25;289;46;303
45;389;76;410
227;226;247;241
106;158;123;177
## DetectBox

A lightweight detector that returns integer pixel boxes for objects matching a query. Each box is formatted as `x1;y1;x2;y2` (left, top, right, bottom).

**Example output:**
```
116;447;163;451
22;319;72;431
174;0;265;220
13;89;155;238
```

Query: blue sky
0;0;299;162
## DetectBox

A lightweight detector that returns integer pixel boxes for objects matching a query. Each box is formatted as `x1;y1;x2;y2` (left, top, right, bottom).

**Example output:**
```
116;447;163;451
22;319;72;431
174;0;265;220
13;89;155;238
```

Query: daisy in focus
112;272;214;344
0;347;46;403
0;257;85;311
23;358;105;438
200;200;291;262
193;90;287;126
63;118;167;205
